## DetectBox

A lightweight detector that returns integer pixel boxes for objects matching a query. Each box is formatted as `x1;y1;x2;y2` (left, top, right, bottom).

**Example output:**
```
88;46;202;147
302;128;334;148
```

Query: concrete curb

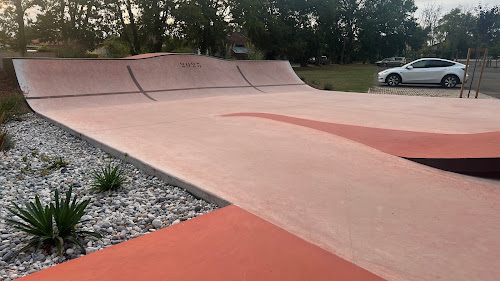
36;113;231;208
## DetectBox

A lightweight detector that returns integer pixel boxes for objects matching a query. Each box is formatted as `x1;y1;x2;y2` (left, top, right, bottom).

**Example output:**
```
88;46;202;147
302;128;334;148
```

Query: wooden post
475;48;488;99
460;48;471;98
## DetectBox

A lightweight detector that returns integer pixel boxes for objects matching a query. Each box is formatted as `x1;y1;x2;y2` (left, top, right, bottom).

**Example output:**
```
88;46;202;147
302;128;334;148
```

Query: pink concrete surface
13;54;500;281
18;205;384;281
224;112;500;158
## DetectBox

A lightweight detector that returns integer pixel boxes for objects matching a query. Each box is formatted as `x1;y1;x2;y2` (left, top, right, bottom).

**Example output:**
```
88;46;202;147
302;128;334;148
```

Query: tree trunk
152;3;165;52
126;0;140;55
14;0;26;56
116;5;134;55
340;40;346;64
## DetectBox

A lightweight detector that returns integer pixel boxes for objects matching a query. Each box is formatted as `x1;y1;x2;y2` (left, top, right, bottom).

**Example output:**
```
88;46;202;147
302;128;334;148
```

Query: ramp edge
36;112;231;208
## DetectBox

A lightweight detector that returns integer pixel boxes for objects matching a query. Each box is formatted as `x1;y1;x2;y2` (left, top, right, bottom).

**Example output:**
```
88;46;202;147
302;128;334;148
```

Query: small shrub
47;157;69;170
323;83;334;91
0;91;30;121
37;46;52;52
20;162;31;174
0;112;14;152
0;131;16;151
40;154;51;162
4;187;101;259
91;163;126;192
103;37;130;58
54;44;88;58
39;169;50;177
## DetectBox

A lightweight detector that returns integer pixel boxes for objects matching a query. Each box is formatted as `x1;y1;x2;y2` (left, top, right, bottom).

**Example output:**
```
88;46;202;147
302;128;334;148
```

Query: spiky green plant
91;163;126;192
51;188;101;252
4;187;101;260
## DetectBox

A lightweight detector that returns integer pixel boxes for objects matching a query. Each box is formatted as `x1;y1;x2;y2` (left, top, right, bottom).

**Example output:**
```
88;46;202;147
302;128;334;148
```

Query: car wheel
441;75;459;88
386;74;401;86
383;63;387;67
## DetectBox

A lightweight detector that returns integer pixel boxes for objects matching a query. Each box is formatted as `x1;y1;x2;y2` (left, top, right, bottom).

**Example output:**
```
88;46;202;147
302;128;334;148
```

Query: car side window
411;60;428;68
428;60;455;67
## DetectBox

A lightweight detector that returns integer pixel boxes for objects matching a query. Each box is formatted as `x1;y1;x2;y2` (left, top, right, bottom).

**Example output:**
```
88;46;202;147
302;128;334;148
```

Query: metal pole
460;48;471;98
475;48;488;99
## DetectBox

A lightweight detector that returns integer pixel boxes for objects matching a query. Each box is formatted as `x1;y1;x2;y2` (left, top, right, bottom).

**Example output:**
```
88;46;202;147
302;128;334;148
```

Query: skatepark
11;53;500;281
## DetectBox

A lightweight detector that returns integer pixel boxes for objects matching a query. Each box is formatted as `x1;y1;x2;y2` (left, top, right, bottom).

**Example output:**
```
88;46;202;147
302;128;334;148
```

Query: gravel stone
0;114;218;279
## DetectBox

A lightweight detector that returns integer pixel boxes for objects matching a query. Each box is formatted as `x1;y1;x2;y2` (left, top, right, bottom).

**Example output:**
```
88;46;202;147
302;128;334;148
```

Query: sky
414;0;500;17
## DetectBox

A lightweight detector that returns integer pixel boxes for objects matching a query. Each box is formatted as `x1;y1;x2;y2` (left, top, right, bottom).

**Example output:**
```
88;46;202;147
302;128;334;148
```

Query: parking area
371;66;499;99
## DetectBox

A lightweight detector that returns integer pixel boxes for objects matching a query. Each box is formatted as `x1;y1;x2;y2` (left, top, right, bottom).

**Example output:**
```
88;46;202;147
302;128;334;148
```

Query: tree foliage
0;0;498;61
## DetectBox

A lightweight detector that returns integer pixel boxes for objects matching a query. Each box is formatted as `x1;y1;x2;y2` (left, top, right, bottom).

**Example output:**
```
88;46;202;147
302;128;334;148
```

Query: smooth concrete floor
30;91;500;281
13;55;500;281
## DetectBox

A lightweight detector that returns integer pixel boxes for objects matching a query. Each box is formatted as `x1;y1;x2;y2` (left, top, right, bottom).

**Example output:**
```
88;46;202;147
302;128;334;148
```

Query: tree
231;0;323;64
33;0;109;52
476;5;500;48
173;0;232;56
357;0;418;62
138;0;172;52
0;0;36;55
437;8;476;58
419;2;442;46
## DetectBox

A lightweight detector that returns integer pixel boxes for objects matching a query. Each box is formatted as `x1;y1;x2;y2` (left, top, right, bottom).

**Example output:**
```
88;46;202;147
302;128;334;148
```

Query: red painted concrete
18;205;384;281
223;112;500;159
13;54;500;281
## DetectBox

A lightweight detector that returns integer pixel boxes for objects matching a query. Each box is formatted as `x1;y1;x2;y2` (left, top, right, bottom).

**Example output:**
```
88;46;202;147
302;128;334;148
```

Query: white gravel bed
0;113;218;280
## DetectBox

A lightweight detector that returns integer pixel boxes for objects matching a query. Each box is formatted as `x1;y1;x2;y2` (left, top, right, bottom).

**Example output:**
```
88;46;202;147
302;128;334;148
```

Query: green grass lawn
294;64;378;93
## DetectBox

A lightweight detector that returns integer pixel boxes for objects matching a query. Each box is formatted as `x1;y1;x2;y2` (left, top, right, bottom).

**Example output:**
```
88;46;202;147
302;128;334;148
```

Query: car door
425;60;447;83
402;60;429;83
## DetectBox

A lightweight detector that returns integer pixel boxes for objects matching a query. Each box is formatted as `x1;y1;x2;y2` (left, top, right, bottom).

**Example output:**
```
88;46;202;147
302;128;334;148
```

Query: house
227;32;248;60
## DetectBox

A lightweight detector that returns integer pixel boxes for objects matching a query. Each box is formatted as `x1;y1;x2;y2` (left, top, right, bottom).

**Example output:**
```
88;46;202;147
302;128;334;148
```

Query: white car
378;58;468;88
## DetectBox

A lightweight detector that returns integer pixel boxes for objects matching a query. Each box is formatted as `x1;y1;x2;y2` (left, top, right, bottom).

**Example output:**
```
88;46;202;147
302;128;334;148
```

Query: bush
37;46;52;52
47;157;69;170
0;111;14;152
0;92;29;121
4;187;101;259
323;83;334;90
1;70;30;121
1;132;15;151
0;112;7;151
54;44;88;58
91;163;126;192
103;38;130;58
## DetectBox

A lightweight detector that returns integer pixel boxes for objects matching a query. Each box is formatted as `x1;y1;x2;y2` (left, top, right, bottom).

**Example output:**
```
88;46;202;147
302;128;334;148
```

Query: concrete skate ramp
14;54;500;281
15;54;308;112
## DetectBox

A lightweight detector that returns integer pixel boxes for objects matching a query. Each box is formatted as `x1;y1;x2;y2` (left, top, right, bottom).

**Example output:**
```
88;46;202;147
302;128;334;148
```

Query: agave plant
91;163;126;192
4;187;101;260
51;188;101;253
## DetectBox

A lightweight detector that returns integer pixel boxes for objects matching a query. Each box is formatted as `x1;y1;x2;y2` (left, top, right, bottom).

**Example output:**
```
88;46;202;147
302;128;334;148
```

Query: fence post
460;48;471;98
475;49;488;99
